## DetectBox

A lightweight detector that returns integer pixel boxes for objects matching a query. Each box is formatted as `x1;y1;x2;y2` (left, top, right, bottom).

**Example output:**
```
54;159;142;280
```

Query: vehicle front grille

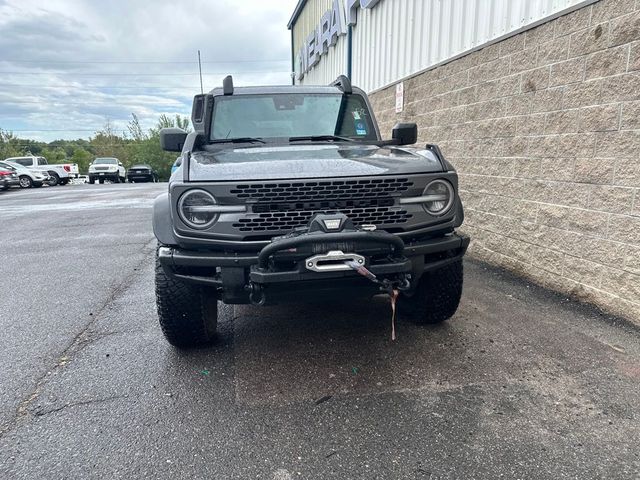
94;166;109;171
233;205;412;232
230;177;413;202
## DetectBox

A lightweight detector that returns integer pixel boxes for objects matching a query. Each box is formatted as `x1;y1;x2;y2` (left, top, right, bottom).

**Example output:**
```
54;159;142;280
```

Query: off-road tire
155;247;218;348
398;259;463;324
99;178;104;184
89;177;95;184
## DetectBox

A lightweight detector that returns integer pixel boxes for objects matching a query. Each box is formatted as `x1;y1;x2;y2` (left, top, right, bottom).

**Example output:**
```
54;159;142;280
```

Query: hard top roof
207;84;357;96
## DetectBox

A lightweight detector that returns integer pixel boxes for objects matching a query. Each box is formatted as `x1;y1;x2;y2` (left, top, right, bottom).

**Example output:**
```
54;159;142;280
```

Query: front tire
398;259;463;324
19;176;33;188
155;247;218;348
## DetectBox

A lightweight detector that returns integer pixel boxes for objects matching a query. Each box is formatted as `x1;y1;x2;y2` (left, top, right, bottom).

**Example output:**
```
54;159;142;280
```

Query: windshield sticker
355;121;367;136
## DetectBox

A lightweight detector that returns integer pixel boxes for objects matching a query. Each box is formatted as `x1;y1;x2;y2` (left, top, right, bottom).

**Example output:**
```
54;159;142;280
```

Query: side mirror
391;123;417;146
160;128;187;152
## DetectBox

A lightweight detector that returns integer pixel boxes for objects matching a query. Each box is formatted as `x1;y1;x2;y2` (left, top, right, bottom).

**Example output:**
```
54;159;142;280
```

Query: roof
207;85;343;95
287;0;307;29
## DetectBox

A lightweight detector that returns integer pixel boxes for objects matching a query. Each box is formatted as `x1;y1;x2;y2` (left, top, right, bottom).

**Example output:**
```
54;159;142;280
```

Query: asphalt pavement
0;184;639;479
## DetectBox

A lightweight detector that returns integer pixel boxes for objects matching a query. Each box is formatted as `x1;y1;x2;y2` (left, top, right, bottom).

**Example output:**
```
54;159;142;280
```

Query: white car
88;158;126;184
0;161;50;188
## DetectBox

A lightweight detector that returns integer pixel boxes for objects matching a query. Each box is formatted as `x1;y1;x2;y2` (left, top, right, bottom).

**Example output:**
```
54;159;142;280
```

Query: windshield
94;158;118;165
210;93;377;141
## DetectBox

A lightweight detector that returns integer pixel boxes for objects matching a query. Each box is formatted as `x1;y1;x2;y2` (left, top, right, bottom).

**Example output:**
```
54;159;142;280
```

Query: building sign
295;0;382;80
395;81;404;113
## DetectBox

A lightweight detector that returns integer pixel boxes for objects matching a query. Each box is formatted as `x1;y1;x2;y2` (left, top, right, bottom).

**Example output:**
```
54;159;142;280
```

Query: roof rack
330;75;352;94
222;75;234;95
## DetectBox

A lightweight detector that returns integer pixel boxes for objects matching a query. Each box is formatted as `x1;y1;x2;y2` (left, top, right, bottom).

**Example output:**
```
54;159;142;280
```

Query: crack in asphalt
0;239;156;439
32;394;129;418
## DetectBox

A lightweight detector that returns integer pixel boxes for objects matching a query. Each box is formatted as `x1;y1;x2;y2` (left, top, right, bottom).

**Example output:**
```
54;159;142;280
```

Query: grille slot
230;178;413;202
233;207;412;232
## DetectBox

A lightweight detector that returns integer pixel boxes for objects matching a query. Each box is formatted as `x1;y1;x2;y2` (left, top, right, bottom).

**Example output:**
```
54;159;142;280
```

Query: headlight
422;179;454;215
178;189;218;229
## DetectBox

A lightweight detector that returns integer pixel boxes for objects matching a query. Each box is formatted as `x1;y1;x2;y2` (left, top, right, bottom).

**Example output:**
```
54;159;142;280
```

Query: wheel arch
153;192;178;246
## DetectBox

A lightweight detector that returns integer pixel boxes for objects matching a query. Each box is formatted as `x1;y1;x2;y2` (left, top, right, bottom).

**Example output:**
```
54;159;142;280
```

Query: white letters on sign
395;82;404;113
296;0;382;80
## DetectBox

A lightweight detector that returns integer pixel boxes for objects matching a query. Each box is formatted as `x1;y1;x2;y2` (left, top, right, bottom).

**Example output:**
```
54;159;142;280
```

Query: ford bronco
153;75;469;347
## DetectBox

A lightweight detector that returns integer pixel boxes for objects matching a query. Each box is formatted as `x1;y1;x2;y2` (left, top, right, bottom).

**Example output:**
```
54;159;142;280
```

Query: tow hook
248;283;265;306
344;261;411;292
344;261;410;341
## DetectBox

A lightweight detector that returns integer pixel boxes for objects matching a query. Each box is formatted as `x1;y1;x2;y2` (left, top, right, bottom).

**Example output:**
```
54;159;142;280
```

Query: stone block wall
369;0;640;322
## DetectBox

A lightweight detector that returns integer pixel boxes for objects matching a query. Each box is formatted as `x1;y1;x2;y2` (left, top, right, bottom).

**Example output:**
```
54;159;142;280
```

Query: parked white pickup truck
4;156;79;186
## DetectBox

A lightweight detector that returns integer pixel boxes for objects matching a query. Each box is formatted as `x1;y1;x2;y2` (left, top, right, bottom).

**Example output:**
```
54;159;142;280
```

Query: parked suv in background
88;157;126;184
153;76;468;348
0;161;49;188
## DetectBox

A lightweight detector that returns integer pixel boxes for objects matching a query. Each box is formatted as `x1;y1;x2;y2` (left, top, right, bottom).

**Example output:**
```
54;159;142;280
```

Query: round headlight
178;189;218;229
423;180;454;215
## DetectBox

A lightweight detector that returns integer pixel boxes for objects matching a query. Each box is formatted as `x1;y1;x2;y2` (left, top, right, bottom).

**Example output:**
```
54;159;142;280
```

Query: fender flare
152;192;178;246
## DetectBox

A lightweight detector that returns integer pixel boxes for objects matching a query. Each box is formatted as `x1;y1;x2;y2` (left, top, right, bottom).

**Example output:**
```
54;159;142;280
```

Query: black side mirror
160;128;187;152
391;123;417;145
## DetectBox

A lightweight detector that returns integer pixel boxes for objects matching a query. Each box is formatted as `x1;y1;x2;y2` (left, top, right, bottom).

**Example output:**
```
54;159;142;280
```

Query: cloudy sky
0;0;299;142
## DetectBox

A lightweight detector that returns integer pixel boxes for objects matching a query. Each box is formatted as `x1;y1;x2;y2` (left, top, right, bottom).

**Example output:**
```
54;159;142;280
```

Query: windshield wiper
209;137;266;144
289;135;356;143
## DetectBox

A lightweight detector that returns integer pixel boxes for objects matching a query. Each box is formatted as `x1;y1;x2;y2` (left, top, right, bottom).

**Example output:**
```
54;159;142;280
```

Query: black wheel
155;246;218;348
113;175;120;184
99;178;105;184
398;259;463;324
48;173;60;186
19;176;33;188
89;177;95;184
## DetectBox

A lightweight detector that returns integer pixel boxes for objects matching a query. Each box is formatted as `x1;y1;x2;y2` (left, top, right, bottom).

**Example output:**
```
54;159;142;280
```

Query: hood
188;144;444;181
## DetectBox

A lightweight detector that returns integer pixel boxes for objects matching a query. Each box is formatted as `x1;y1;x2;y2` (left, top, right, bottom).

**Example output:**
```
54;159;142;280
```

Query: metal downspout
347;24;353;80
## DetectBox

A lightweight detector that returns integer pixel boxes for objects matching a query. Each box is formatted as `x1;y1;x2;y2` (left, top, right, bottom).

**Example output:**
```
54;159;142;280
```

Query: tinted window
211;93;377;141
37;157;47;166
14;158;31;167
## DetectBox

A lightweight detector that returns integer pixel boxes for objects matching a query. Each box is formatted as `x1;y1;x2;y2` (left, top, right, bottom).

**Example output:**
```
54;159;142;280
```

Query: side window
15;158;30;167
37;157;47;166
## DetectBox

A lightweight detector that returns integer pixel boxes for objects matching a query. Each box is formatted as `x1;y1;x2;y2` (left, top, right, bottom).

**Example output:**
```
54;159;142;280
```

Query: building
288;0;640;322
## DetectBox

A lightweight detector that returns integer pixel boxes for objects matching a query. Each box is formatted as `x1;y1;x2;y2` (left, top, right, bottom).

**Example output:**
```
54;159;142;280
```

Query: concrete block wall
369;0;640;322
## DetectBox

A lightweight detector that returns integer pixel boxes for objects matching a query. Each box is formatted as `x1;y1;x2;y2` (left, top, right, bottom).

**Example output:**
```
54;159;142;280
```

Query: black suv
153;76;469;348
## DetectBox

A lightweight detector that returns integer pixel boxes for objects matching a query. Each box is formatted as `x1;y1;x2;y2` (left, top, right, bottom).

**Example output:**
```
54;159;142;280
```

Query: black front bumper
158;231;469;303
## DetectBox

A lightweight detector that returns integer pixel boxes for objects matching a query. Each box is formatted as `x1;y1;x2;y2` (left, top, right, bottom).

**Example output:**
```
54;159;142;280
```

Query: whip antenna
197;50;204;94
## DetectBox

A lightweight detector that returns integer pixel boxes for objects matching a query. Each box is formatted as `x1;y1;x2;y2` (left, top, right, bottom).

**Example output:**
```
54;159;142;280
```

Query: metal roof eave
287;0;307;29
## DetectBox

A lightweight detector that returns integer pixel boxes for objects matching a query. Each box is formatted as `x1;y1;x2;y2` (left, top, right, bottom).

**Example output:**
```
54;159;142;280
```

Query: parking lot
0;184;639;479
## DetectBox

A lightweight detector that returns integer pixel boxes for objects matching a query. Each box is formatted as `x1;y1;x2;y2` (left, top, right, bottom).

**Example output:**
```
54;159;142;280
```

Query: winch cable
345;260;399;341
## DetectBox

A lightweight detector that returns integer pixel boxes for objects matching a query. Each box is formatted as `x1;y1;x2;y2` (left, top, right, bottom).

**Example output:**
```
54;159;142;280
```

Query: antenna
197;50;204;94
